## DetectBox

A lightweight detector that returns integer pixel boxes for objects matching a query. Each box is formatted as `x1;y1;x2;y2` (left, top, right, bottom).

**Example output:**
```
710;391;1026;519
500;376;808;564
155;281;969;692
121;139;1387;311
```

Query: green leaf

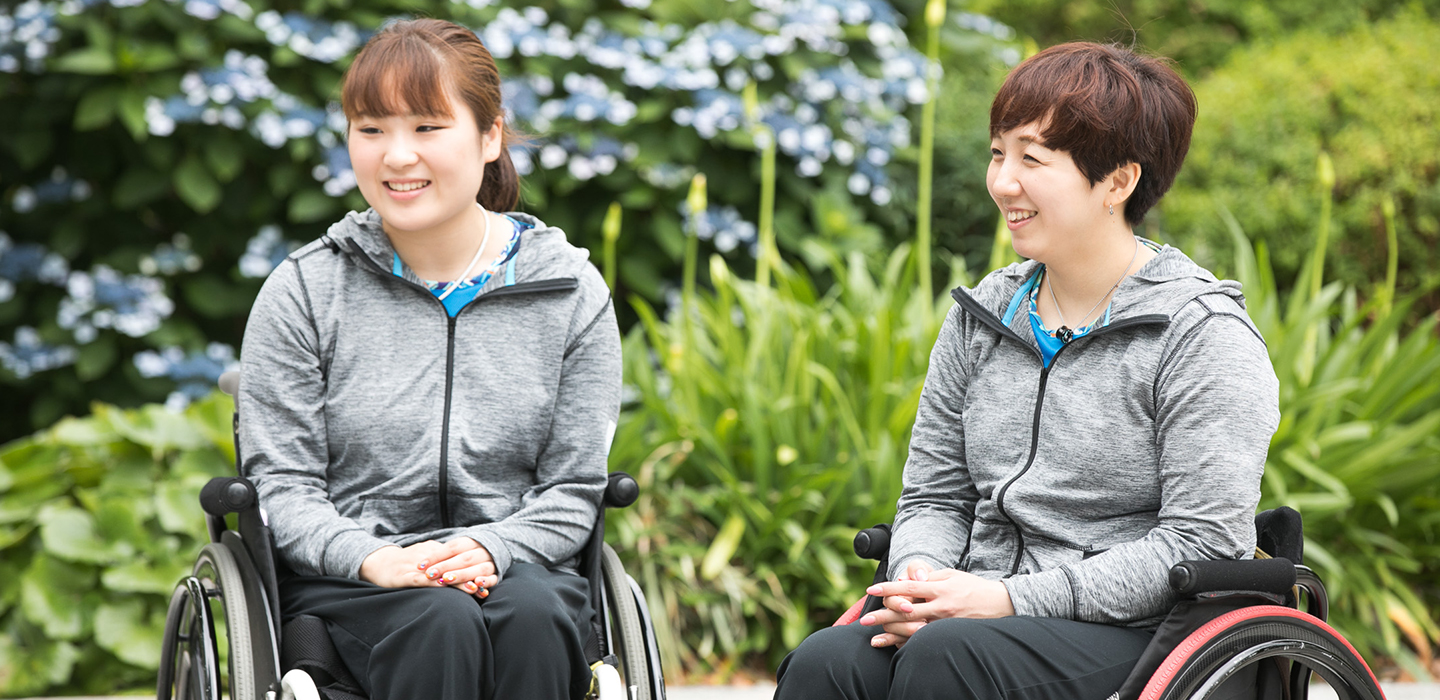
117;89;149;140
53;47;116;74
112;166;170;209
288;189;339;223
74;338;117;381
37;502;130;564
174;154;222;213
107;404;207;453
154;475;210;536
94;599;164;669
19;554;96;640
0;635;81;695
74;87;120;131
50;414;119;446
701;513;745;580
102;559;189;595
204;136;245;182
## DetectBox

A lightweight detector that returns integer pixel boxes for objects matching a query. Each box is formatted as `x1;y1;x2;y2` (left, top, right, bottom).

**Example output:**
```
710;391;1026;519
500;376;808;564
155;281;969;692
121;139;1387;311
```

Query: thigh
479;562;593;643
891;617;1154;700
775;622;894;700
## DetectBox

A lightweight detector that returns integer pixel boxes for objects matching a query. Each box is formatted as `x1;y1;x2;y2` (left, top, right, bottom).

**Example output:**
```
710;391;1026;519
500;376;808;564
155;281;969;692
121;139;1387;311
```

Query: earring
1108;204;1114;216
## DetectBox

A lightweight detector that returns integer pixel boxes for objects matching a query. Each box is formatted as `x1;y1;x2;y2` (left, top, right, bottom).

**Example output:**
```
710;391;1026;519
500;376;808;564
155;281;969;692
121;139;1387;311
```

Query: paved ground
665;683;1440;699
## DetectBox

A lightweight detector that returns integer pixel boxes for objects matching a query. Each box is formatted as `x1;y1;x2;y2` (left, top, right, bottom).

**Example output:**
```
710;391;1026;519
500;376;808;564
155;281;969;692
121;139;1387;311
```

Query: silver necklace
1047;237;1139;343
436;203;492;302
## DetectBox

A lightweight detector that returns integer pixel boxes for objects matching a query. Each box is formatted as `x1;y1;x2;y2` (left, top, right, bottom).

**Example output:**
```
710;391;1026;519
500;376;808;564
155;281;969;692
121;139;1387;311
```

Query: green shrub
0;395;234;696
1161;14;1440;304
965;0;1438;75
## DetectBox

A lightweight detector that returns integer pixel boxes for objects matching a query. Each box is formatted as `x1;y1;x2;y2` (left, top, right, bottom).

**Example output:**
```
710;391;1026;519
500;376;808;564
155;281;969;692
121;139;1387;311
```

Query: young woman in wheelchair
775;42;1281;700
238;18;620;700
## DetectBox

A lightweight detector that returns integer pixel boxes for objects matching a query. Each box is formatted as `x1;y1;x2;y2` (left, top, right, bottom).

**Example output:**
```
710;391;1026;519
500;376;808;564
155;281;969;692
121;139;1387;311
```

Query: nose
382;134;420;170
989;157;1022;200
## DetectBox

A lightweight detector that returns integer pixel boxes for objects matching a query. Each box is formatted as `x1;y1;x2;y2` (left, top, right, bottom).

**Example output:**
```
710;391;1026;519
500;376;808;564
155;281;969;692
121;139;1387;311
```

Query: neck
385;204;505;282
1041;231;1154;327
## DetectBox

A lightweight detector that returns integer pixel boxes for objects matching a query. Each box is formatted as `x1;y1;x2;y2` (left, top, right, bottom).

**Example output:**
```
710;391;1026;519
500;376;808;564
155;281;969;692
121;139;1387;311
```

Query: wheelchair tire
1140;605;1383;700
601;542;653;700
170;543;265;700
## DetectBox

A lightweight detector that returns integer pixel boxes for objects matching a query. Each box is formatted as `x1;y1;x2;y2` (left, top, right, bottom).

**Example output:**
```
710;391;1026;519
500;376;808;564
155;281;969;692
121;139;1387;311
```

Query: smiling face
347;86;504;237
987;121;1114;264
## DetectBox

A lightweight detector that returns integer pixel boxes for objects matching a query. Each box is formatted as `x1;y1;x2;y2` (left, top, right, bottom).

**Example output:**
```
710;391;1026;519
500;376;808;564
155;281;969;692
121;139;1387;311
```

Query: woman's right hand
358;539;486;590
861;560;932;649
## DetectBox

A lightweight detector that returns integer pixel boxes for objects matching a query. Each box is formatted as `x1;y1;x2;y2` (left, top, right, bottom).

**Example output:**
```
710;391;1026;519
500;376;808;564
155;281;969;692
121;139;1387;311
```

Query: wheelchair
837;508;1386;700
157;371;666;700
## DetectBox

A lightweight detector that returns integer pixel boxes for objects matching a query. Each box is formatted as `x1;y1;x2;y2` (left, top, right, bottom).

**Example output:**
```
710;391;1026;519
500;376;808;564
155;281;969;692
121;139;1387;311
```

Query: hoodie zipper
343;240;578;528
951;288;1168;575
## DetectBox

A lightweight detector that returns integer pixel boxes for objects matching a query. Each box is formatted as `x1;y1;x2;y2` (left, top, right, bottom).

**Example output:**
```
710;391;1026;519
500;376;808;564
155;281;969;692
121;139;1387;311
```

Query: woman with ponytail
238;18;621;700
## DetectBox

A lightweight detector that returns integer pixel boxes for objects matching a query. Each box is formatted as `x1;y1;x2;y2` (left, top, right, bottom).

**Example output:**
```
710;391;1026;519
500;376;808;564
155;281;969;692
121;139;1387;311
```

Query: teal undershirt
391;215;529;317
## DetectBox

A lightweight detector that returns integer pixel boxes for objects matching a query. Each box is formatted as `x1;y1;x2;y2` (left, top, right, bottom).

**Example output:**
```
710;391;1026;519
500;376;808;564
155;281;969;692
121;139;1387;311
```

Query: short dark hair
989;42;1197;226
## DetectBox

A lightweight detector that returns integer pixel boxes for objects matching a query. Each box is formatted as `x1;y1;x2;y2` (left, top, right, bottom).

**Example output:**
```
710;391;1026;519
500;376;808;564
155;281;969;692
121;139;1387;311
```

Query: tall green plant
1219;193;1440;677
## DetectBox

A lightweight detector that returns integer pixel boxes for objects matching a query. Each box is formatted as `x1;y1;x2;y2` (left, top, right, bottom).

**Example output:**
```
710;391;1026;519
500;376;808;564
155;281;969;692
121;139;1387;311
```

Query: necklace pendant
1056;326;1074;343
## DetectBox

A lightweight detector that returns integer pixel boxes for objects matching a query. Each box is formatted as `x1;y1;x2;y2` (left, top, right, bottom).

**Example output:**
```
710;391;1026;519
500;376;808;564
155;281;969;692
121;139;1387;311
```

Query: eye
1022;153;1042;164
990;147;1003;159
357;127;380;135
416;125;443;133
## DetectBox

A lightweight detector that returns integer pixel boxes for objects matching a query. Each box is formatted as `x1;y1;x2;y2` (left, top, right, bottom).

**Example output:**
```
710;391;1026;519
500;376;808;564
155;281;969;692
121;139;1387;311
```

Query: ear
1104;162;1142;208
481;115;505;164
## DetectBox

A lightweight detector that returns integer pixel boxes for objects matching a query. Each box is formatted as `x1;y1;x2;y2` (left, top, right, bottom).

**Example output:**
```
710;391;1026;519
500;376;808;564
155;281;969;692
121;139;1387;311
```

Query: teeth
387;181;429;192
1007;210;1036;223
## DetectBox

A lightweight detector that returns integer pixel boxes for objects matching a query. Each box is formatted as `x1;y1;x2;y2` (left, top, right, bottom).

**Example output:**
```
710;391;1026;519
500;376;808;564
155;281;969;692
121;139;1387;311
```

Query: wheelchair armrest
604;472;639;509
853;524;891;561
1169;557;1296;597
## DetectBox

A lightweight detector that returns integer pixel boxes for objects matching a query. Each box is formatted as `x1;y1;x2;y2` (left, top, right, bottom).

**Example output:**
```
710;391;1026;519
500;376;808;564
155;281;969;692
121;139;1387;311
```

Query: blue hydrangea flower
0;326;76;379
58;265;175;342
134;343;239;410
239;226;299;278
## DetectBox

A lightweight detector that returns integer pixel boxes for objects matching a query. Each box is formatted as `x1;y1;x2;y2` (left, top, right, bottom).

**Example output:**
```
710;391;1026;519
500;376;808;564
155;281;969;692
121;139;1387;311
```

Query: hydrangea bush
0;0;1016;440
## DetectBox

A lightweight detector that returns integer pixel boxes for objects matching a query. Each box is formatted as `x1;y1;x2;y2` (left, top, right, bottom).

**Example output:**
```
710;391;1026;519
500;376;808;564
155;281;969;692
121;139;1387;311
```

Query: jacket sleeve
463;268;620;577
1003;299;1279;623
889;303;983;579
239;259;395;579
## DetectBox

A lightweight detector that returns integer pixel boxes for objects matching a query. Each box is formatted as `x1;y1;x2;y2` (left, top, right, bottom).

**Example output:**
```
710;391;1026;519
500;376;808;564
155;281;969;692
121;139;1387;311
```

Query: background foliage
3;0;1440;692
0;0;1017;440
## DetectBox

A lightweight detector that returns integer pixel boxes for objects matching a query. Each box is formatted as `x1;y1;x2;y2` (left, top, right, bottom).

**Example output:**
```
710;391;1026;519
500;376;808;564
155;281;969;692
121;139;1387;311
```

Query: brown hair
341;18;521;212
989;42;1196;226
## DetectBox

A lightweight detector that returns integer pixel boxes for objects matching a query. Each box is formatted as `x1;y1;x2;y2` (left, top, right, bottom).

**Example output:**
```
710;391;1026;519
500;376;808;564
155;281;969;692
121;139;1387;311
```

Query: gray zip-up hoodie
238;208;621;581
889;245;1279;627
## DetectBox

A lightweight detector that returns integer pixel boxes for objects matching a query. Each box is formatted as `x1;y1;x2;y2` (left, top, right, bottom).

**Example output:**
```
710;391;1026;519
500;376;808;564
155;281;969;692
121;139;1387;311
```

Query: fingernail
443;573;455;583
418;561;429;569
859;615;874;625
900;603;913;613
427;569;438;579
916;570;928;581
866;585;881;595
478;588;489;599
871;637;883;647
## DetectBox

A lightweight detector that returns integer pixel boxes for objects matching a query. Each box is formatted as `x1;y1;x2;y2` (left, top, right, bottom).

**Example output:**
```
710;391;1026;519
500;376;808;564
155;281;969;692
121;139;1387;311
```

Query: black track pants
775;616;1153;700
279;562;594;700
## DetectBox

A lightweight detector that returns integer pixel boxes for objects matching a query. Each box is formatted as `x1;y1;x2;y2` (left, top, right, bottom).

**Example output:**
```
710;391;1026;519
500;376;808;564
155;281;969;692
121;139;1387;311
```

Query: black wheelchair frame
842;509;1386;700
157;372;666;700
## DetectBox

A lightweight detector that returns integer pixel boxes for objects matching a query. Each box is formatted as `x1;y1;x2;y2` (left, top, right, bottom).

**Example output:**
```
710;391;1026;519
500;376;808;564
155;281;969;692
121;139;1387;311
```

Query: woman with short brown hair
775;42;1279;700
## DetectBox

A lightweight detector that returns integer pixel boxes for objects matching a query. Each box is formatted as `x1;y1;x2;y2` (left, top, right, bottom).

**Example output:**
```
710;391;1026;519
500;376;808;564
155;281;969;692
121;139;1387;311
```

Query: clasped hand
358;538;497;599
858;562;1015;648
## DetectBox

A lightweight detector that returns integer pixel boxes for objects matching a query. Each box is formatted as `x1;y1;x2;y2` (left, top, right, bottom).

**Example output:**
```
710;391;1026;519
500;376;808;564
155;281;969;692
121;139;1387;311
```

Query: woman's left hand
860;568;1015;646
417;538;498;598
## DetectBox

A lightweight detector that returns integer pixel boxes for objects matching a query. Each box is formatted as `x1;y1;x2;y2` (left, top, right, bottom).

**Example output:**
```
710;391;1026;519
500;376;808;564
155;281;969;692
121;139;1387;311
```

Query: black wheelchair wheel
601;542;653;700
1142;606;1384;700
160;543;269;700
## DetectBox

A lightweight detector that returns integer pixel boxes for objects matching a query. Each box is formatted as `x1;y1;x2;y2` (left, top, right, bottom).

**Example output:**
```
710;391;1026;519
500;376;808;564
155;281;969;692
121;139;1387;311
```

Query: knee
414;587;486;645
777;624;883;688
893;618;998;674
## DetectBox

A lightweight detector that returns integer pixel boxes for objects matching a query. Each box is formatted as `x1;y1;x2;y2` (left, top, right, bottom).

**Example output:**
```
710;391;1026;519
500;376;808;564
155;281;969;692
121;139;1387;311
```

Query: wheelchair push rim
158;542;277;700
1141;605;1385;700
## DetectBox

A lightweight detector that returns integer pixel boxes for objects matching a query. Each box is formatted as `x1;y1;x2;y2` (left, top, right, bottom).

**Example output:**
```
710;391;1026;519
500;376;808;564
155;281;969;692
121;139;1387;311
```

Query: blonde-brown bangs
341;32;458;120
